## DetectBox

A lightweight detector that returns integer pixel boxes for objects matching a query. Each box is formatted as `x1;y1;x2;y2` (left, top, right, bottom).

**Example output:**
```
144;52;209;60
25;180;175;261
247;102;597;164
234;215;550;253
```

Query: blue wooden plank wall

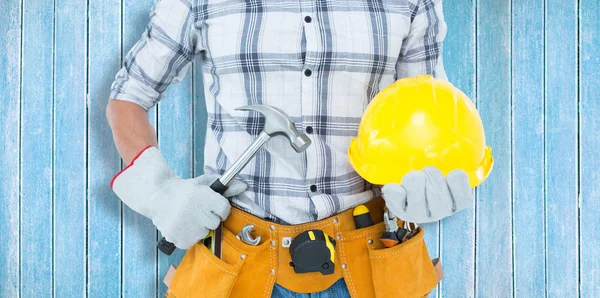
580;1;600;297
54;0;87;296
122;1;157;297
512;0;545;296
0;1;599;297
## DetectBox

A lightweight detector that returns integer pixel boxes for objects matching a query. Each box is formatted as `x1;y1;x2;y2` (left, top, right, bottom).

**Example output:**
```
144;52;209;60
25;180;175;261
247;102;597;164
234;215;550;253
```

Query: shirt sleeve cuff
109;91;155;111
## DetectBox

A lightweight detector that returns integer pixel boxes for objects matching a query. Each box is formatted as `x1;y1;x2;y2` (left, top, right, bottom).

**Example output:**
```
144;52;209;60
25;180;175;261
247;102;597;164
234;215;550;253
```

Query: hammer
158;105;311;256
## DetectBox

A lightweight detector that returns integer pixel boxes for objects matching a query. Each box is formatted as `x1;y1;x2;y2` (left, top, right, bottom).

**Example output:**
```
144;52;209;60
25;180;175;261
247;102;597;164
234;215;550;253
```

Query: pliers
380;208;418;248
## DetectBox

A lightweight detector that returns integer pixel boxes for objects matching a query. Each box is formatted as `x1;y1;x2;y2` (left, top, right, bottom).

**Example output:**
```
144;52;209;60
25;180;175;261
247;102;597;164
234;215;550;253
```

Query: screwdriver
353;205;373;229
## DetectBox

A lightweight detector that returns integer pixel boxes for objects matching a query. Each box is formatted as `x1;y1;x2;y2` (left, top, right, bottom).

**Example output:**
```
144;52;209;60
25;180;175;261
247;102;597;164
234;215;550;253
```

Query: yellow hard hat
348;75;493;188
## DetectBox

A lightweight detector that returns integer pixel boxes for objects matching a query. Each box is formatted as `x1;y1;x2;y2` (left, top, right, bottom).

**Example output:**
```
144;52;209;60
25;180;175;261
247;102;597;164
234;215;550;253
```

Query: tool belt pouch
339;222;439;298
368;230;439;298
167;225;273;298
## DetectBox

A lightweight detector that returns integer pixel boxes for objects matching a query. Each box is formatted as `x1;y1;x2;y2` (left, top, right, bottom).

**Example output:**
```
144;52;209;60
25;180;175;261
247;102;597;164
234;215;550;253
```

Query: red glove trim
110;145;153;189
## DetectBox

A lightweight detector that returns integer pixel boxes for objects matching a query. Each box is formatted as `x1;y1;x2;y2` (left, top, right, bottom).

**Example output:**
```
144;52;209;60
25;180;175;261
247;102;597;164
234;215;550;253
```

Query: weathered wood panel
20;0;54;295
0;0;22;296
512;0;546;296
53;0;88;295
579;0;600;296
475;0;513;296
87;0;123;296
545;1;580;296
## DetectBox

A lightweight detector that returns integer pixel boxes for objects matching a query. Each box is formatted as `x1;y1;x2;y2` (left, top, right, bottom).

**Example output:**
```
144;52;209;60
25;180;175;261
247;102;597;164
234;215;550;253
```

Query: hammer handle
156;132;271;256
157;179;228;256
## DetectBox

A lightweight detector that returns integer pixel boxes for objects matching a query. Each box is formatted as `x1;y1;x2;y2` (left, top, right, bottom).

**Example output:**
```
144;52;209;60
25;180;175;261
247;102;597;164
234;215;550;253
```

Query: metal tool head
383;209;399;232
236;105;311;153
404;221;418;232
237;224;261;246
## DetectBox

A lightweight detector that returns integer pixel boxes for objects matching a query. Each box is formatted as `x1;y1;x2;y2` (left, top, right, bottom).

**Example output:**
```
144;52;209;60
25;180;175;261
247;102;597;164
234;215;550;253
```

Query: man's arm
106;100;157;165
106;0;200;164
103;0;249;251
396;0;447;79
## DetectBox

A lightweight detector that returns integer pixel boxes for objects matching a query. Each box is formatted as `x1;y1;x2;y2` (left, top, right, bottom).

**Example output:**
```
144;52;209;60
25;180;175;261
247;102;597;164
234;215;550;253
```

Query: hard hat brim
348;139;494;188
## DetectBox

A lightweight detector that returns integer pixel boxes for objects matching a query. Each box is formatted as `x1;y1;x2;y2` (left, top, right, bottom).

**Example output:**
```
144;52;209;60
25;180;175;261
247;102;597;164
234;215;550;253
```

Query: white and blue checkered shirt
110;0;447;224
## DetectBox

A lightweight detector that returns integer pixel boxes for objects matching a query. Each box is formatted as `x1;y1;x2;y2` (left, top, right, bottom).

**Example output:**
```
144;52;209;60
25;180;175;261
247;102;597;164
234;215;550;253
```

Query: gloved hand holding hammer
106;99;248;250
111;146;248;249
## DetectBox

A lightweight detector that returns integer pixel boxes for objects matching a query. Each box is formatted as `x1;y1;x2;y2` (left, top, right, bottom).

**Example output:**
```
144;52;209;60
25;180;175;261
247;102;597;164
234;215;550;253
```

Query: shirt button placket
301;5;318;200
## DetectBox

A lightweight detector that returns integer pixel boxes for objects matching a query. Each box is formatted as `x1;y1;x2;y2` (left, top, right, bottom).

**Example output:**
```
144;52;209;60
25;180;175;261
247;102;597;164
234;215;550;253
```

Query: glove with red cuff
110;146;248;249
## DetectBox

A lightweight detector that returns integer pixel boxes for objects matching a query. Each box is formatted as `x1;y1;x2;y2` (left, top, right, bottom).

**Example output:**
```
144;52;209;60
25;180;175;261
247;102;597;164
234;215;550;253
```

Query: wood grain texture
422;221;439;298
121;1;158;297
3;1;600;297
53;0;88;296
20;0;55;296
545;1;580;296
439;1;476;296
579;0;600;296
157;52;194;297
87;0;123;296
475;0;513;296
511;0;546;296
0;1;22;297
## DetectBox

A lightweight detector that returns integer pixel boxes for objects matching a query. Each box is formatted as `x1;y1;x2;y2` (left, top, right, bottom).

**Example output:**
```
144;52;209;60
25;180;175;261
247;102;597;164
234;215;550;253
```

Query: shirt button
310;185;317;192
304;69;312;77
306;126;313;134
304;16;312;23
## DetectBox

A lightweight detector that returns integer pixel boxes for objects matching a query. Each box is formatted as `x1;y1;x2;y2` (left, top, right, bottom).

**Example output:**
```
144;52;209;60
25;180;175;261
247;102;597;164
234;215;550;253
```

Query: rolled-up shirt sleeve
110;0;201;110
396;0;447;80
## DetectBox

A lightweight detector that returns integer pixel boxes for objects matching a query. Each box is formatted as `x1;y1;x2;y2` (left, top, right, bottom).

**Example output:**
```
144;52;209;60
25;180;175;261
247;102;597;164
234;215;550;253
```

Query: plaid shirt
110;0;446;224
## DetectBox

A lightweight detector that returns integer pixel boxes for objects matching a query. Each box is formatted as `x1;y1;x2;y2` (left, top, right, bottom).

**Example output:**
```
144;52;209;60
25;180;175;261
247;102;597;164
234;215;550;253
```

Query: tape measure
288;230;336;275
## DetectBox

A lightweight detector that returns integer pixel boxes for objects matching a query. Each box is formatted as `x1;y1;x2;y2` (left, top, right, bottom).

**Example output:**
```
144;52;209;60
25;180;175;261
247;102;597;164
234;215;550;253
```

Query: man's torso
187;0;416;224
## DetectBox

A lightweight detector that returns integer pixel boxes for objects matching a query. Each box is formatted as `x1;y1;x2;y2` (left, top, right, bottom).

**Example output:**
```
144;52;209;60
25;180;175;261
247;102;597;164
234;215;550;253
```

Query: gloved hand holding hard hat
348;75;494;223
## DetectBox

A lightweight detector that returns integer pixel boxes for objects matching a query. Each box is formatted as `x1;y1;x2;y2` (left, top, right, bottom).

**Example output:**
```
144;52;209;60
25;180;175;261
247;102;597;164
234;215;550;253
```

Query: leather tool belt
166;197;443;298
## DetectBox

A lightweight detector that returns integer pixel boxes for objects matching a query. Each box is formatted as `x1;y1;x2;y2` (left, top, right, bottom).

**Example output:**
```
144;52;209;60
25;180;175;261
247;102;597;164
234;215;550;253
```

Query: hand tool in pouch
380;208;419;248
353;205;373;229
380;208;402;248
289;230;336;275
402;221;419;241
236;224;261;246
158;105;311;257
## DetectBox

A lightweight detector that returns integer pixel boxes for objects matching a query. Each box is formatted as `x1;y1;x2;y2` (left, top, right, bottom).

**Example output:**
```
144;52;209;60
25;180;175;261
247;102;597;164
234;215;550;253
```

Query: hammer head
236;105;311;152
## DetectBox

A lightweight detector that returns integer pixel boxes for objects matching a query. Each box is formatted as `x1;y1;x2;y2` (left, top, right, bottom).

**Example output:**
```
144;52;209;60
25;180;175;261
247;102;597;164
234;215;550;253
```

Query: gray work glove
111;147;247;249
382;166;473;223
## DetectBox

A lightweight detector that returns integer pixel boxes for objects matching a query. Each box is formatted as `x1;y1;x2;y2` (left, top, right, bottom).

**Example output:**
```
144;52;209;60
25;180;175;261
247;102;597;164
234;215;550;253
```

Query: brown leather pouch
368;227;438;297
339;223;438;298
167;226;272;298
336;220;384;297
